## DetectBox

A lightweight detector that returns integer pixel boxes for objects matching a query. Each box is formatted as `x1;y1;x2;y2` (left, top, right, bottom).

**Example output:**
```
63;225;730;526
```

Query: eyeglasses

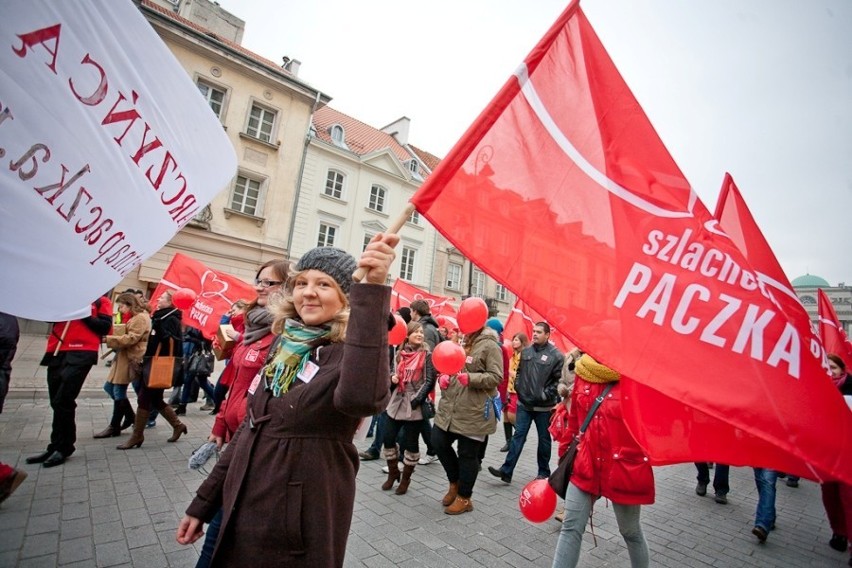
254;279;282;288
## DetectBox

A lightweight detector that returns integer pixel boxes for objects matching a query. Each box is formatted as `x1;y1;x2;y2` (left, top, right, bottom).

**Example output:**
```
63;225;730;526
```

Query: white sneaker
418;454;439;465
381;463;404;473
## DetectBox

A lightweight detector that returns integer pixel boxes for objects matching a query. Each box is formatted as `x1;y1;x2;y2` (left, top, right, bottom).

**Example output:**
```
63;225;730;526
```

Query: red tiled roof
140;0;295;81
313;107;441;179
409;145;441;173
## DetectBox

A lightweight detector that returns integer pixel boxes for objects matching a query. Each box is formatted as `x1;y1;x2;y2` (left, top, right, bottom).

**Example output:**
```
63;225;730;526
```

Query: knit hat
574;354;620;384
485;317;504;335
295;247;357;295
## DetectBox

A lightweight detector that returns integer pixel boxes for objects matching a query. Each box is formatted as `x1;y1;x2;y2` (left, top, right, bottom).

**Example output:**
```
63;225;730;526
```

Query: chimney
381;116;411;146
282;56;301;76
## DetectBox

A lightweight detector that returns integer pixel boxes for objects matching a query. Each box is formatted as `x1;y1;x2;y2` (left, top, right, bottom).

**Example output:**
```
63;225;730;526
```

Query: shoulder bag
142;341;182;390
547;383;614;499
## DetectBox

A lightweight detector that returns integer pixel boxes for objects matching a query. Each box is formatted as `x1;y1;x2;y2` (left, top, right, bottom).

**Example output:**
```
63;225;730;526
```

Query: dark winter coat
514;341;564;410
185;284;392;568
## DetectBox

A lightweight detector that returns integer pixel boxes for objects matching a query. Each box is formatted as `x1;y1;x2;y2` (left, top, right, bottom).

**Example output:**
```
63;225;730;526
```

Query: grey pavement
0;334;844;567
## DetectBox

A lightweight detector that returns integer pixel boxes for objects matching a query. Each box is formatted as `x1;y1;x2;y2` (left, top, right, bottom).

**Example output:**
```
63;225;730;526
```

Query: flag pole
52;321;70;356
352;203;415;282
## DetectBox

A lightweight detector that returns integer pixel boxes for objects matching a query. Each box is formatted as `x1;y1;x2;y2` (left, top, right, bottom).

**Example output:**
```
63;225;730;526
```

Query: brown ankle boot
160;405;188;442
444;495;473;515
395;464;415;495
93;425;119;439
116;409;148;450
95;400;123;438
381;460;400;490
441;482;459;506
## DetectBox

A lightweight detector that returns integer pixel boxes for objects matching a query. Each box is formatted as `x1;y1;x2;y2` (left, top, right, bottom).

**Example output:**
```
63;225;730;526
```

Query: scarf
266;319;331;397
397;348;426;388
242;306;275;345
575;354;621;384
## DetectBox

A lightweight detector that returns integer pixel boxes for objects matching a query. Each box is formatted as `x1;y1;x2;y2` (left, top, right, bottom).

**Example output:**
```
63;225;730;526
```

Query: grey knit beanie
295;247;357;295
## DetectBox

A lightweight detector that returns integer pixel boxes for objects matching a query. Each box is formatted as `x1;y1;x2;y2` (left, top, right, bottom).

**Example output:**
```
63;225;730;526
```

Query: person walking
177;237;399;567
26;294;113;468
380;321;437;495
94;292;151;438
551;354;654;568
117;290;187;449
501;332;529;452
489;321;563;483
431;320;503;515
0;312;27;504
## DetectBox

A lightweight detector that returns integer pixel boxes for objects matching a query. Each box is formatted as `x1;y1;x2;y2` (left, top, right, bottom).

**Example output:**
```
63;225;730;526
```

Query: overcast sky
214;0;852;286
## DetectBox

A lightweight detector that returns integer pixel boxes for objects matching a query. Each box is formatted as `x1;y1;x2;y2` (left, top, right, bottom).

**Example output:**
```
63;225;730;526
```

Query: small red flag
504;299;575;353
391;279;458;318
819;289;852;368
150;253;257;339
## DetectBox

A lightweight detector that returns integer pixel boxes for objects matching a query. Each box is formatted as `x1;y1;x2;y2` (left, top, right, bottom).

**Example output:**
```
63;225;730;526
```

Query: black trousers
431;426;486;499
46;351;97;456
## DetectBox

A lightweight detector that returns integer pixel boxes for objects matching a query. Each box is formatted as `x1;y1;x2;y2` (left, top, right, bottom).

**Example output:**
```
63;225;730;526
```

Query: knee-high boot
117;408;149;450
119;399;135;431
159;404;188;442
381;459;400;490
395;464;415;495
94;401;122;438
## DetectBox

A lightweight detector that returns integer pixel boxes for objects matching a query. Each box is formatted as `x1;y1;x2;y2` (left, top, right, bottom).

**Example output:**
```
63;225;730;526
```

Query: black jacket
419;314;442;350
145;307;183;357
514;342;564;409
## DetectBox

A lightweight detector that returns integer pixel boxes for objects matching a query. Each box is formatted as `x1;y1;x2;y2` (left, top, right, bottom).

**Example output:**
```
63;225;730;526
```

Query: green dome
791;274;831;287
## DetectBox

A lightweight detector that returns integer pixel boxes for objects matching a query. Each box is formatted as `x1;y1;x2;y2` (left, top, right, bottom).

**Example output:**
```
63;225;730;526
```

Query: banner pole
352;203;415;282
53;321;71;356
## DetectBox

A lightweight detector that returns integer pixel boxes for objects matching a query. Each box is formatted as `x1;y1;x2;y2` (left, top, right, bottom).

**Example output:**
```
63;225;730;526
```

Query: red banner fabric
150;253;257;339
819;289;852;367
391;280;458;319
409;2;851;483
504;299;575;353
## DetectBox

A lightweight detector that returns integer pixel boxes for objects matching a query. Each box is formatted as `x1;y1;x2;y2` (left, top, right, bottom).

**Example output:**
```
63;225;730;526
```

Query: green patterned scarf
266;319;331;397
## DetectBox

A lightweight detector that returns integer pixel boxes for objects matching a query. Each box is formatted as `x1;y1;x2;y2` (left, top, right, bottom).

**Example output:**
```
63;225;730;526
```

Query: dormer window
408;159;418;174
329;124;348;148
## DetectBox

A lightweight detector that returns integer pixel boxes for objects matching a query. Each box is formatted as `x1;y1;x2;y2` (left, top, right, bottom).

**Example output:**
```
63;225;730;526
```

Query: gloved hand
438;374;450;390
456;373;469;387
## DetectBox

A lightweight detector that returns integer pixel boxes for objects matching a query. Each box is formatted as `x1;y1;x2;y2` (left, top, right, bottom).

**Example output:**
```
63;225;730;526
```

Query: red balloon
518;479;557;523
388;315;407;346
457;297;488;334
172;288;197;310
432;340;466;375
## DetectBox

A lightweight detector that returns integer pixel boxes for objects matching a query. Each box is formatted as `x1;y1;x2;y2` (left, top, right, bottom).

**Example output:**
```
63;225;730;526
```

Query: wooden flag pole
352;203;415;283
52;321;71;356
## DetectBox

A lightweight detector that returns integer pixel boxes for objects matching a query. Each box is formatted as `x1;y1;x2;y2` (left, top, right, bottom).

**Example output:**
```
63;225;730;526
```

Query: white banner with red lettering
0;1;236;320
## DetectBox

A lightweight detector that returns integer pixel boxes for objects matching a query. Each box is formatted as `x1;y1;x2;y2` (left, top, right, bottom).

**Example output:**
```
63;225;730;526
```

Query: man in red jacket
26;295;112;468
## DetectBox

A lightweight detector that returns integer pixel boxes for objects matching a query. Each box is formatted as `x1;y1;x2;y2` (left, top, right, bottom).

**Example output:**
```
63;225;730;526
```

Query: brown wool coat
185;284;392;568
104;312;151;385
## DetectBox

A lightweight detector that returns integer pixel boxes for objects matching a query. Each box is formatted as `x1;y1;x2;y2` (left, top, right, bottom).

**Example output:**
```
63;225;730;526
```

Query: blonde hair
270;268;349;342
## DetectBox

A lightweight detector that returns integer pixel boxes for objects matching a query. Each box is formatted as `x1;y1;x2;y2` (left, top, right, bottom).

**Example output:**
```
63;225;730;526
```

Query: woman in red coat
551;354;654;568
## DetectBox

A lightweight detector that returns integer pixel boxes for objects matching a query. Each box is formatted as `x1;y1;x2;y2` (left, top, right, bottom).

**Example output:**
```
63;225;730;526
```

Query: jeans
418;416;436;456
500;405;552;478
753;468;778;531
367;412;388;455
45;351;97;456
695;462;730;495
103;382;129;401
552;482;649;568
431;426;484;499
196;508;223;568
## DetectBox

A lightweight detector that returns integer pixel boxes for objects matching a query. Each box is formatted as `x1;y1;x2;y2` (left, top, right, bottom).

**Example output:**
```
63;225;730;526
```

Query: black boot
119;399;135;431
175;403;187;416
500;423;513;452
94;401;122;438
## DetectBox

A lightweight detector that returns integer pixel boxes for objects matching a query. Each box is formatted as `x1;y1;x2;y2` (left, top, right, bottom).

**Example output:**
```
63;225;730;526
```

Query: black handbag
548;383;614;499
421;398;436;419
188;348;215;377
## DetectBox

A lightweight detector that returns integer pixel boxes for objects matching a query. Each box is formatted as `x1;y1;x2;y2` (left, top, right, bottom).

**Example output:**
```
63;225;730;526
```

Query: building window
197;80;225;118
230;175;261;216
368;184;386;213
471;269;485;297
362;233;374;252
408;159;418;173
496;284;509;302
400;246;416;281
407;209;420;225
325;169;345;199
246;103;275;142
317;222;337;247
330;124;346;145
446;263;462;290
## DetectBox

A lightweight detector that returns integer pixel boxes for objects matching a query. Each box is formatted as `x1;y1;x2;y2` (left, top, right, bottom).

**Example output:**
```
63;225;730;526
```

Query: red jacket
45;297;113;353
212;333;275;440
565;377;655;505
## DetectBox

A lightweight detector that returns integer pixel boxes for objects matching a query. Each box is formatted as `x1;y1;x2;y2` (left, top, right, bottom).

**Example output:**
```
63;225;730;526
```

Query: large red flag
150;253;257;339
504;299;575;353
819;289;852;367
409;2;851;482
391;279;458;318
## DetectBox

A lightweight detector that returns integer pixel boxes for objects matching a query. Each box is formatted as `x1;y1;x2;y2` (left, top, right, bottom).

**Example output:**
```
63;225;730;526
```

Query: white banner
0;1;237;320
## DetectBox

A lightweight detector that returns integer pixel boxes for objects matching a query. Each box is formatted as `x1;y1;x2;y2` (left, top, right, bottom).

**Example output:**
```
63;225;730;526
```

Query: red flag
819;289;852;367
409;2;851;482
150;253;257;339
504;299;575;353
391;279;458;318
